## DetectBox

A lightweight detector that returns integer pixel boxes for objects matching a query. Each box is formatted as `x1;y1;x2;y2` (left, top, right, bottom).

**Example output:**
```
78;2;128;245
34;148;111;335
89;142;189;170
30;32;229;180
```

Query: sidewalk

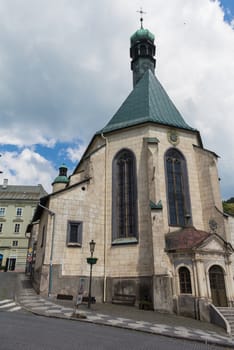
16;274;234;348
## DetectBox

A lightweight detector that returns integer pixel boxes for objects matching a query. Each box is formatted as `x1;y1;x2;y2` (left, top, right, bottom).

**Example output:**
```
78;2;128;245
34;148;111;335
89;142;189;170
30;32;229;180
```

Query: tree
223;199;234;216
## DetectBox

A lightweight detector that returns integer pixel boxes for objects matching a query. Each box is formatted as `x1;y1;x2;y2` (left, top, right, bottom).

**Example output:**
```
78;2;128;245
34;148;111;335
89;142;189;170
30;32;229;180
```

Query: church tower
130;22;156;87
32;16;234;321
52;164;69;193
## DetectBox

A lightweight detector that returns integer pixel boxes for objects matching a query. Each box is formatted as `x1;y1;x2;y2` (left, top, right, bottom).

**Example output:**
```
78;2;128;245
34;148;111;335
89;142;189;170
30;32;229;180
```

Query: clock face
167;130;179;145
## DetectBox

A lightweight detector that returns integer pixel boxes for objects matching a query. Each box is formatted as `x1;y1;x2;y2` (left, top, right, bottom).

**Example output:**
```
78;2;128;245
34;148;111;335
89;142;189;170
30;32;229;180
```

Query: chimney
2;179;8;189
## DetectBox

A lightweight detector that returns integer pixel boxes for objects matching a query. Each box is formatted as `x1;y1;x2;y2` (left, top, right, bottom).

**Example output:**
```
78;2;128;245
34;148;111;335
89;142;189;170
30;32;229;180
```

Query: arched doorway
209;265;227;307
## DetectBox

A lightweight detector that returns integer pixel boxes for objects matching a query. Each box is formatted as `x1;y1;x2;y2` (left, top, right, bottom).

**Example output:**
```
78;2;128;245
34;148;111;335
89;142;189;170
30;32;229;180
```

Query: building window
67;221;82;247
14;223;20;233
0;223;3;233
112;149;138;243
0;208;5;216
165;148;191;226
16;208;23;216
179;266;192;294
12;240;18;247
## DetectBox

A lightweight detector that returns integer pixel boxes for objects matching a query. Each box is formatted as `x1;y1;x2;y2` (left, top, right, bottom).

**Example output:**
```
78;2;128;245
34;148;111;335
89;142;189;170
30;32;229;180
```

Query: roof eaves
193;144;219;158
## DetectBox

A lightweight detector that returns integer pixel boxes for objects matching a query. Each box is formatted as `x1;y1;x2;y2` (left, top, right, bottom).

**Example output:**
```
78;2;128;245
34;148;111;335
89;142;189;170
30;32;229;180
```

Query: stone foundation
153;275;173;313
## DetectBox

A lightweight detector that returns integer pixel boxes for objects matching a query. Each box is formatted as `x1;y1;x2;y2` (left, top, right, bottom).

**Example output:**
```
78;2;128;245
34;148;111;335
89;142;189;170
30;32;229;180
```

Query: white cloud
0;0;233;198
0;148;56;193
66;143;87;163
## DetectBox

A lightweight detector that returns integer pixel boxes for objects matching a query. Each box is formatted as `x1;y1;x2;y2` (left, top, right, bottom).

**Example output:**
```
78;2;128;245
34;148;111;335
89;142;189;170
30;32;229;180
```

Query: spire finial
137;7;146;29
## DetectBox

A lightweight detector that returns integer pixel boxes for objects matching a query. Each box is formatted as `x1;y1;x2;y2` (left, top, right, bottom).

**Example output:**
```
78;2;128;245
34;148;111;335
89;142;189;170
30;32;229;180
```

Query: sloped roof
0;184;47;201
100;69;195;134
165;227;211;251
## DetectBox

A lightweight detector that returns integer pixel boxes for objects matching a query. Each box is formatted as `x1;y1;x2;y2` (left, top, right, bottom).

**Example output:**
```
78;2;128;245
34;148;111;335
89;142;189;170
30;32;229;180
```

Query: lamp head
89;240;96;254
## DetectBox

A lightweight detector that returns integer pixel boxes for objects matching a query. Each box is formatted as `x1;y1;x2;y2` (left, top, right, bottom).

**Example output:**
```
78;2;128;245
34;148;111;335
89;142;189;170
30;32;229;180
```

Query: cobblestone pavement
16;275;234;348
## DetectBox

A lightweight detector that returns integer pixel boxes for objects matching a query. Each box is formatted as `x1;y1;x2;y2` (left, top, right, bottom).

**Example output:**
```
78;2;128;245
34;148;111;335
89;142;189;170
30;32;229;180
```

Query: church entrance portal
209;265;227;307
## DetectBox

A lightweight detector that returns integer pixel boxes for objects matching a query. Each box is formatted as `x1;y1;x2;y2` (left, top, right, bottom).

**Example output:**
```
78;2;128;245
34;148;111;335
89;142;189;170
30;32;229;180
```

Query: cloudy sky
0;0;233;199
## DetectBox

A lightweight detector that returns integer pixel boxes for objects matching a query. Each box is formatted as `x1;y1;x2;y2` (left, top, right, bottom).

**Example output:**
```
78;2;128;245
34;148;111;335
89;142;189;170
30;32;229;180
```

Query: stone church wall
194;146;226;238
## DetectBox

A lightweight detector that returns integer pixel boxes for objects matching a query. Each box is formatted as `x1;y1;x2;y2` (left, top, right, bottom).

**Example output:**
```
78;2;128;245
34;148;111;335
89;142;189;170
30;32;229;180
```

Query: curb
15;275;234;348
16;298;234;349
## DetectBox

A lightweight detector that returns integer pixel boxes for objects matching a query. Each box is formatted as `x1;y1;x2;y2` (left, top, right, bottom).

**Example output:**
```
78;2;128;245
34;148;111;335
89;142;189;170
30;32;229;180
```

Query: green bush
223;201;234;216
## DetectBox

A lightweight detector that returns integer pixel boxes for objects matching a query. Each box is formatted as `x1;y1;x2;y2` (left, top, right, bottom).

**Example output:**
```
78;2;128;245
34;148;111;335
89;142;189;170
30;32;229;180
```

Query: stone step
218;314;234;320
216;308;234;336
219;314;234;318
217;307;234;312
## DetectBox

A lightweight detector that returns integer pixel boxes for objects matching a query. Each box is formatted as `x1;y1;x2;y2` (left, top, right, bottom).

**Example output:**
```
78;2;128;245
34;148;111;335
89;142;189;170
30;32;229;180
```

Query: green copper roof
52;175;69;185
131;28;155;45
100;70;194;134
150;200;163;210
52;163;69;185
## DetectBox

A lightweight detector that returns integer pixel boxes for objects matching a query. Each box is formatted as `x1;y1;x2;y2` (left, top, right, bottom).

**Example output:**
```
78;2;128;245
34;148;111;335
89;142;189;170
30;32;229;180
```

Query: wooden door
209;265;227;307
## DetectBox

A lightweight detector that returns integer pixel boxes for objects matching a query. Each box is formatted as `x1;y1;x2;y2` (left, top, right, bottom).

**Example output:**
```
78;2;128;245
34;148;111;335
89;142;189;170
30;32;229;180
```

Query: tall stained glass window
165;148;191;226
112;149;138;242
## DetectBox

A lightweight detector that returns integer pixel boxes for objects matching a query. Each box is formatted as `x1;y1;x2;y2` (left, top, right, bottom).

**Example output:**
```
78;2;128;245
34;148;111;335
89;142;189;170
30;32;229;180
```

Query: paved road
0;272;18;299
0;272;24;313
0;273;232;349
0;311;228;350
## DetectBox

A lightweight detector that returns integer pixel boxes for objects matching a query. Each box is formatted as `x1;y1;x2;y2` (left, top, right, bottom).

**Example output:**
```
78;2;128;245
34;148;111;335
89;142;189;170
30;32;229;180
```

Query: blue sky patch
219;0;234;23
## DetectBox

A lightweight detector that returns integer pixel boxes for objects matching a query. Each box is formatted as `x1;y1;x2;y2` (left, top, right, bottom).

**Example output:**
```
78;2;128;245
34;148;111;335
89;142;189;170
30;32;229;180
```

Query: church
31;20;234;321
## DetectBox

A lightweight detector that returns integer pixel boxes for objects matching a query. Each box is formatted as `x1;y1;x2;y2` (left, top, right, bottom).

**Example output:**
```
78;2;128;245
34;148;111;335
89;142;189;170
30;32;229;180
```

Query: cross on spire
137;7;146;29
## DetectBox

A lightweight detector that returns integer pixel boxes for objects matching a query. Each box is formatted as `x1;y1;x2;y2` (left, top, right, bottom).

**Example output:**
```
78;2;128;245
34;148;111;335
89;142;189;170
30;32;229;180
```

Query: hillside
223;197;234;216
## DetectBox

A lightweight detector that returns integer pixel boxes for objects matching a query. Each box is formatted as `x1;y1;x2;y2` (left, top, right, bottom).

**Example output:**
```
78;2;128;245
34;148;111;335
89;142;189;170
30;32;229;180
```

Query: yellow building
0;179;47;272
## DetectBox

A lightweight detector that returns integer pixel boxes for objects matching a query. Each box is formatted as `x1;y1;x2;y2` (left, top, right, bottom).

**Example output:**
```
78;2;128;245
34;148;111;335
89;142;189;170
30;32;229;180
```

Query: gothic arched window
112;149;138;243
179;266;192;294
165;148;191;226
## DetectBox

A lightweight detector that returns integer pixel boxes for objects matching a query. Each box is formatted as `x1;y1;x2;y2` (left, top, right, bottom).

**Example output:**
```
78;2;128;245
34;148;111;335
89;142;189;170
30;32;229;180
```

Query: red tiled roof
165;227;211;251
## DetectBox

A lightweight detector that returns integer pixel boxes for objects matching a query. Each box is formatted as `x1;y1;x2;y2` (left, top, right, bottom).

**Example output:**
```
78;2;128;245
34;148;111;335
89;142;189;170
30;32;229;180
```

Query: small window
16;208;23;216
179;266;192;294
0;208;5;216
67;221;82;247
14;223;20;233
0;223;3;233
12;240;18;247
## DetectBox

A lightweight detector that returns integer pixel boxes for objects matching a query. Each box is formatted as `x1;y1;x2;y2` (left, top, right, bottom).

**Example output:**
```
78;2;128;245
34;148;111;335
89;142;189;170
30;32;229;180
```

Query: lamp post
87;240;98;308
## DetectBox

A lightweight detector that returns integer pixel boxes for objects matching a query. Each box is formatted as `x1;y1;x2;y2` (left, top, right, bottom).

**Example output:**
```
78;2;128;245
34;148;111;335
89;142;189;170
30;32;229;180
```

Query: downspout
38;203;56;297
101;133;108;302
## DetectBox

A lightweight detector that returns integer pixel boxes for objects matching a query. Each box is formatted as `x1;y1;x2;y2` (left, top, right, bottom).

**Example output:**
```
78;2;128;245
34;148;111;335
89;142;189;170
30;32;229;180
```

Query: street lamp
87;239;98;308
89;239;96;257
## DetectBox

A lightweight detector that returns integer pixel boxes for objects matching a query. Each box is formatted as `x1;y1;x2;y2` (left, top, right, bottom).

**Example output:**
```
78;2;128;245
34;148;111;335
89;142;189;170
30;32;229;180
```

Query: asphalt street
0;311;229;350
0;272;232;349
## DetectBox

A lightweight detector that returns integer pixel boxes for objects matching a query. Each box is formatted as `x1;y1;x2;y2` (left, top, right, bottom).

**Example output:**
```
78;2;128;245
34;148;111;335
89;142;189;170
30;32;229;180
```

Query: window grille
67;221;82;247
179;266;192;294
165;148;191;226
112;149;138;242
14;223;20;233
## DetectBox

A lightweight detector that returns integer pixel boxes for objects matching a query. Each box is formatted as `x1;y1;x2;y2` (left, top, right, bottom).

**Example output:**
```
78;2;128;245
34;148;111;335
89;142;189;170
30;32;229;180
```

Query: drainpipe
101;133;108;302
38;203;56;297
